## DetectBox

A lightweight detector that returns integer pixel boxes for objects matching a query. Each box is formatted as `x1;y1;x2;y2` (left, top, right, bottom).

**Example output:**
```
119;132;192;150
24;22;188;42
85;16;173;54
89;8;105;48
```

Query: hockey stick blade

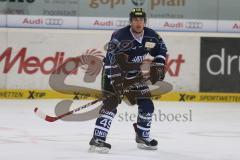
34;98;102;122
34;107;59;122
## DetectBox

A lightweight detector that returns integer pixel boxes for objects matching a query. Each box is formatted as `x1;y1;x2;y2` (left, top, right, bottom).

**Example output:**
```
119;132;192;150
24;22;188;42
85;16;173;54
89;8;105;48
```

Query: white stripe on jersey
95;125;109;132
104;65;119;69
107;73;121;78
138;113;152;120
137;125;150;131
99;114;114;121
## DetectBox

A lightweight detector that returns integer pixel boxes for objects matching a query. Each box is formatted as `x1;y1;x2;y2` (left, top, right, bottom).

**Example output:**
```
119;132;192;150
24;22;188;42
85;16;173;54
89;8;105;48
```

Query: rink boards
0;28;240;101
0;89;240;103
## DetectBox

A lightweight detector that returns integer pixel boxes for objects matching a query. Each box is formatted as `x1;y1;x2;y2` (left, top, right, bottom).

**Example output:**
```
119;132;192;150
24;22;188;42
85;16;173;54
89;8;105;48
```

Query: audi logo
115;20;129;27
45;18;63;25
185;22;203;29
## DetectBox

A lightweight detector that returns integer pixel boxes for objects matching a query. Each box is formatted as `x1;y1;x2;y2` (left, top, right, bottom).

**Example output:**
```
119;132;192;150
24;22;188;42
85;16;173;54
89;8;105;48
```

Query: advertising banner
0;29;111;90
1;0;239;21
0;29;197;92
218;20;240;33
1;0;240;33
7;15;78;29
200;37;240;93
150;19;217;32
79;0;148;17
162;33;199;92
78;17;218;32
78;17;129;30
148;0;218;20
0;0;78;16
78;0;218;20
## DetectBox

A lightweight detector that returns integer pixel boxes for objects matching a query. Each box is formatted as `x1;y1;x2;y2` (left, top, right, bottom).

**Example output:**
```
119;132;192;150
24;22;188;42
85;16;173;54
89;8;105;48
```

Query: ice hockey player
89;8;168;153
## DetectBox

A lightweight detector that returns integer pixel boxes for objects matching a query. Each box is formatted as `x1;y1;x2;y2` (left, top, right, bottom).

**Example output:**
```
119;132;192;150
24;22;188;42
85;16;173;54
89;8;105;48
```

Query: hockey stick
34;98;103;122
34;75;173;123
34;76;151;122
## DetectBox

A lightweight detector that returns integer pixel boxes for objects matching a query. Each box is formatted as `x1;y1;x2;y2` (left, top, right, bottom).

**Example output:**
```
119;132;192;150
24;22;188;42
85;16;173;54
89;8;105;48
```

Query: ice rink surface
0;100;239;160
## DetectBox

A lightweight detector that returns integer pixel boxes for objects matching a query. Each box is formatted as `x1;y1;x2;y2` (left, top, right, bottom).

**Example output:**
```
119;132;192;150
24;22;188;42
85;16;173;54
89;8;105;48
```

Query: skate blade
137;143;158;150
88;145;110;154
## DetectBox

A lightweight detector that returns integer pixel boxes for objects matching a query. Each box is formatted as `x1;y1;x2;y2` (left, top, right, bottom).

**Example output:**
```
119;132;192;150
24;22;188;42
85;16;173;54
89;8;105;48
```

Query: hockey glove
125;82;151;105
111;76;124;96
125;89;151;105
111;73;144;96
150;63;165;85
124;90;136;105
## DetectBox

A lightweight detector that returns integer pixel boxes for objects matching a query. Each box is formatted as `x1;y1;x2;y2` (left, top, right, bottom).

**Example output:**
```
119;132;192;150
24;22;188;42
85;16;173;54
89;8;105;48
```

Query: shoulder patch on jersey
157;33;161;39
145;41;156;49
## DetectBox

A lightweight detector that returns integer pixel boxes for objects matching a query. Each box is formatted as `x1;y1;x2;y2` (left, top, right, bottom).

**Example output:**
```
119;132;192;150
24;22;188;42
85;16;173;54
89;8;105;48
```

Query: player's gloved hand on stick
111;76;124;96
125;89;151;105
124;89;136;105
150;62;165;84
111;74;144;96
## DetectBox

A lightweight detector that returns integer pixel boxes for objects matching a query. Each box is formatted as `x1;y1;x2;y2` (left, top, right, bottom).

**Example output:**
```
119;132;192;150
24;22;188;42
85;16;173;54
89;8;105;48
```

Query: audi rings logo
115;20;129;27
45;18;63;26
185;22;203;29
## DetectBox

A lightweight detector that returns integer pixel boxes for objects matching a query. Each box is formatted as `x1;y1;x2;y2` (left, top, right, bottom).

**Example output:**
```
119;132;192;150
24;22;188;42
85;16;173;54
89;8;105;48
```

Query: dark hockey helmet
129;8;146;22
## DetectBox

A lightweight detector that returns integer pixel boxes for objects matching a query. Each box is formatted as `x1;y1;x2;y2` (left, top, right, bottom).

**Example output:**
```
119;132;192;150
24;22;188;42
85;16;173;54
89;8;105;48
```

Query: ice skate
133;123;158;150
88;138;111;154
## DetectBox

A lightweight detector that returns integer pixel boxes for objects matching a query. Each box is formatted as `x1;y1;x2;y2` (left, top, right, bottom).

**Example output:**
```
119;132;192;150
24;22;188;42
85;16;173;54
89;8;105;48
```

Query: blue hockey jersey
104;25;167;80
